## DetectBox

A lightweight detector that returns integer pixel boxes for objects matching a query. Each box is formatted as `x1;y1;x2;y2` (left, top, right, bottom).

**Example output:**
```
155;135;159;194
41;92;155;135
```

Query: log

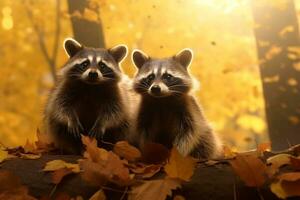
0;153;292;200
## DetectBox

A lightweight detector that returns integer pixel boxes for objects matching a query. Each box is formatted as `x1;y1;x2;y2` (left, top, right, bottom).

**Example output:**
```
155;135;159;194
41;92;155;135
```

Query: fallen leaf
20;153;41;160
24;139;36;153
164;148;197;181
267;154;291;176
229;154;267;187
141;142;170;164
52;168;73;184
0;149;8;163
223;145;236;158
89;189;106;200
35;128;55;152
130;163;162;179
113;141;141;162
270;172;300;199
257;142;271;154
128;178;181;200
0;170;36;200
290;156;300;170
43;160;80;173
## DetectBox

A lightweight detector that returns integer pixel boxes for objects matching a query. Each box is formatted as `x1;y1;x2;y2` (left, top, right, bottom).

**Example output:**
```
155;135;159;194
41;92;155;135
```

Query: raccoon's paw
89;126;105;140
67;118;84;138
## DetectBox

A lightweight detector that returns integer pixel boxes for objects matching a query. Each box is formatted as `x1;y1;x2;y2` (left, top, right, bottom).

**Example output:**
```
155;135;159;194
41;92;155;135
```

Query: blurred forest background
0;0;300;151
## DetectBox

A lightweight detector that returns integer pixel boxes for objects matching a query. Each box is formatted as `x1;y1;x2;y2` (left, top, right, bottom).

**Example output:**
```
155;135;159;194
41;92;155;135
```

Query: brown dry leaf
89;189;106;200
229;154;267;187
35;128;55;152
81;136;131;186
164;148;197;181
52;167;73;184
257;142;271;154
270;172;300;199
128;178;181;200
0;149;8;163
113;141;141;162
141;142;170;164
290;156;300;170
0;170;36;200
43;160;80;173
266;154;291;176
20;153;41;160
130;163;162;179
24;139;36;153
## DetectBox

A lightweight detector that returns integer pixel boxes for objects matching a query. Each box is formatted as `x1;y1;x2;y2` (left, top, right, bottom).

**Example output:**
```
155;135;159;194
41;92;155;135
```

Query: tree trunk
0;154;283;200
67;0;105;48
252;0;300;151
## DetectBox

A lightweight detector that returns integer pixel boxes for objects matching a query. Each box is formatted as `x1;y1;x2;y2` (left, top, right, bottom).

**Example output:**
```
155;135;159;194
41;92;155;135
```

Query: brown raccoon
130;49;222;159
44;38;131;154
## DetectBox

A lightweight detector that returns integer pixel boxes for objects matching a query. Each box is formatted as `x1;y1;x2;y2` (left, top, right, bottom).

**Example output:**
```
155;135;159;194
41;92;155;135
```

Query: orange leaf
141;142;170;164
229;154;267;187
130;163;162;179
52;168;73;184
113;141;141;162
128;178;181;200
164;148;197;181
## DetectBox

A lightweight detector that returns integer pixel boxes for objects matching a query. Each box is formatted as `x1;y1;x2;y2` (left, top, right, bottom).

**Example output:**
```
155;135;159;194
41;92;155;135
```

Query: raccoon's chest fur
137;97;193;148
62;81;121;131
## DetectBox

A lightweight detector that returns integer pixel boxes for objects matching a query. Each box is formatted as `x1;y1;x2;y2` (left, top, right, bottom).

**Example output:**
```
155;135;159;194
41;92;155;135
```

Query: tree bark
0;153;294;200
252;0;300;151
67;0;105;48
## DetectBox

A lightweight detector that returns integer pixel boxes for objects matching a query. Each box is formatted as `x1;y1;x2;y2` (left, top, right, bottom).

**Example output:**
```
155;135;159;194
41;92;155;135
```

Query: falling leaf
141;142;170;164
279;26;294;38
52;168;73;184
43;160;80;173
267;154;291;176
263;75;280;83
83;8;98;22
128;178;181;200
0;149;8;163
89;189;106;200
229;154;267;187
287;78;298;86
164;148;197;181
113;141;141;162
265;46;282;60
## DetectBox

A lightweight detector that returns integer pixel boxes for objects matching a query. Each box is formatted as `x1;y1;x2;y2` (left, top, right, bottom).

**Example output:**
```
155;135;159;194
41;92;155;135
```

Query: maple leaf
52;168;74;185
80;136;131;187
43;160;80;173
266;153;291;177
130;163;162;179
270;172;300;199
141;142;170;164
229;154;267;187
164;148;197;181
0;149;8;163
89;189;106;200
113;141;141;162
0;170;36;200
128;178;181;200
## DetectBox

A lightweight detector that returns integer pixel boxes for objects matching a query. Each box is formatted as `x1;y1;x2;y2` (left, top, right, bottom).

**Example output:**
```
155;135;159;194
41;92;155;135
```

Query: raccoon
130;49;222;159
44;38;130;154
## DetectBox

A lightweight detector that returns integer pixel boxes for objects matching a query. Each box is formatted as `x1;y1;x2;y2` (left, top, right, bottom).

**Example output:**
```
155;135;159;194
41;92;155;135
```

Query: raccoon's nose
151;85;161;94
88;71;98;79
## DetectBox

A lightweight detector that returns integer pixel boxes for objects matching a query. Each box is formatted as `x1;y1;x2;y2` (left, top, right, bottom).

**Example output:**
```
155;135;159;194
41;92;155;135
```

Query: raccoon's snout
151;85;161;95
88;71;98;79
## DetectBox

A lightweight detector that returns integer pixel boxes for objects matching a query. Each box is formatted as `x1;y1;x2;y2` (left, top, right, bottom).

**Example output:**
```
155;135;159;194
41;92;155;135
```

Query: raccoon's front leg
89;117;105;139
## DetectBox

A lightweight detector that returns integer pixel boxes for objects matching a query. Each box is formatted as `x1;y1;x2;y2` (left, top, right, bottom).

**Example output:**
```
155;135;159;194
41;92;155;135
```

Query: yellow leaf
267;154;291;177
270;181;287;199
43;160;80;173
164;148;197;181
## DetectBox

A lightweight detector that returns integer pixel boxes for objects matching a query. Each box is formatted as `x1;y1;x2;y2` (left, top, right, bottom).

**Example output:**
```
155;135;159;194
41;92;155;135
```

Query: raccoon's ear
132;49;149;69
109;45;128;64
174;48;193;69
63;38;83;57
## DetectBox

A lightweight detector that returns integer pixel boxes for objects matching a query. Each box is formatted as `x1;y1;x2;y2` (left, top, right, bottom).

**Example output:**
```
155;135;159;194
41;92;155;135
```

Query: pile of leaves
1;133;300;200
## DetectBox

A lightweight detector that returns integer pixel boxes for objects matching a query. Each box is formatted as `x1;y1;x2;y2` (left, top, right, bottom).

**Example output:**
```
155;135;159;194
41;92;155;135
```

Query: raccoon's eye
147;74;155;81
98;61;107;69
80;60;90;68
163;73;173;81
